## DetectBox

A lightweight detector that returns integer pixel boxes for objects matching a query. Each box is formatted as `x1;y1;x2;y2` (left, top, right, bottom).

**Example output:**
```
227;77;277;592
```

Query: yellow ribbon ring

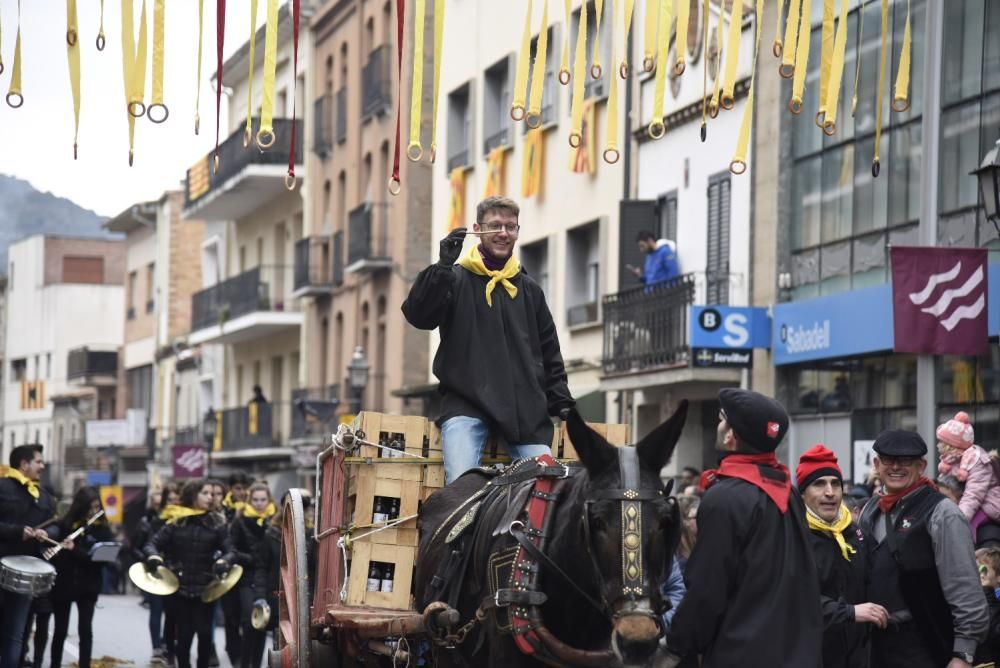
128;101;147;118
213;154;220;174
619;62;629;79
823;120;837;137
591;63;603;80
284;174;297;191
559;68;571;85
96;32;106;51
195;114;201;136
0;63;4;76
720;94;735;110
779;63;795;79
871;158;881;178
407;142;424;162
709;103;720;119
892;97;911;113
256;129;276;149
67;29;78;46
429;144;437;163
772;40;783;58
387;177;402;196
729;159;747;175
642;56;655;72
647;119;665;139
6;93;24;109
147;103;169;124
569;132;582;148
674;61;686;76
243;128;251;148
603;148;620;164
510;104;526;122
815;112;826;128
788;97;804;114
525;112;543;129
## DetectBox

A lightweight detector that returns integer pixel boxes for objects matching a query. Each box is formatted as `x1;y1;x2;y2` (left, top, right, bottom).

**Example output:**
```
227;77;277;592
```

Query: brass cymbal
251;599;271;630
128;562;179;596
201;564;243;603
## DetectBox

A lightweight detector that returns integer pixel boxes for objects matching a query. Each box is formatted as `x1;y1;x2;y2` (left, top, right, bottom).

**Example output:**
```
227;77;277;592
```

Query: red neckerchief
704;452;792;513
877;476;935;513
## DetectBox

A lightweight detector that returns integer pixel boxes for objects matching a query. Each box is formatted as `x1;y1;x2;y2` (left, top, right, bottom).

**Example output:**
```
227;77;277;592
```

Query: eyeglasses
879;456;921;467
482;222;521;234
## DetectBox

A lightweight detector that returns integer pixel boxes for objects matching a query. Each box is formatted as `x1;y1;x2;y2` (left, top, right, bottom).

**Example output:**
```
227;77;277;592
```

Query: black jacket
0;477;56;558
230;515;268;569
402;263;574;446
975;586;1000;665
50;521;114;601
667;477;823;667
132;509;163;561
809;520;870;668
252;524;281;600
145;512;235;599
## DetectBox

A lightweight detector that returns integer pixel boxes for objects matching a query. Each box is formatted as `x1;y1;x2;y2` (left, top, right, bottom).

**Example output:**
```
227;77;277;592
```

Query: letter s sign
722;313;749;348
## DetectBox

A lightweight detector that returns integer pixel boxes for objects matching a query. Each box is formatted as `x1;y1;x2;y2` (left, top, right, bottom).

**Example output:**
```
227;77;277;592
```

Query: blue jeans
441;416;551;484
0;590;32;668
149;593;165;650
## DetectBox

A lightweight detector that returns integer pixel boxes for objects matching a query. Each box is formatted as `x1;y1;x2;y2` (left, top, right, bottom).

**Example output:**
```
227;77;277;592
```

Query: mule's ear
635;400;688;473
565;408;617;474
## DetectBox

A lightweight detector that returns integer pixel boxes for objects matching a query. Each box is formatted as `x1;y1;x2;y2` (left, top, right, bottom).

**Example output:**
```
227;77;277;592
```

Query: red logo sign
767;422;781;438
172;445;206;478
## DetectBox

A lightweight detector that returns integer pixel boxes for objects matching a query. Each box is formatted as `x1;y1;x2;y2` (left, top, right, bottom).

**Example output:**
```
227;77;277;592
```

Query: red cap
796;445;843;490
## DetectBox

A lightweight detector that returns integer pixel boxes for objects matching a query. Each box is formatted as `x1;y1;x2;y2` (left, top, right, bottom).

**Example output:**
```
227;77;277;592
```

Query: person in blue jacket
628;230;680;287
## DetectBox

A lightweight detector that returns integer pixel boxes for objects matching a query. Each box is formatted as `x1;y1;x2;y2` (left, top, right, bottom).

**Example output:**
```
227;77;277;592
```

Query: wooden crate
345;464;421;546
352;412;430;458
554;422;631;460
346;542;416;610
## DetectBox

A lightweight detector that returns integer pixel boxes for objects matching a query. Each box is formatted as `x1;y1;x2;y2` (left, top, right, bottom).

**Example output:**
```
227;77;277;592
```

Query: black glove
438;228;467;266
144;556;163;574
558;407;573;422
213;559;230;578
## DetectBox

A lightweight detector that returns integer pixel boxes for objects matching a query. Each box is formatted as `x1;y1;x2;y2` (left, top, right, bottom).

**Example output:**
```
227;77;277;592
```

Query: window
127;270;137;319
483;56;514;155
571;2;612;101
239;246;247;273
8;262;12;290
63;256;104;284
706;173;730;305
127;365;154;414
11;358;26;382
46;353;51;379
656;191;678;243
523;26;560;132
520;239;550;295
447;82;473;171
146;262;155;313
566;222;601;327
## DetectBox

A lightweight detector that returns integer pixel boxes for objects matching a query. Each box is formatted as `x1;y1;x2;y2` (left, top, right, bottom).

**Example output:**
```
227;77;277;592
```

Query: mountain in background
0;174;116;270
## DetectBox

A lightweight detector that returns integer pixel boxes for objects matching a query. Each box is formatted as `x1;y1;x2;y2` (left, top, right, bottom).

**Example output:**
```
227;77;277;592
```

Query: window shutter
706;173;731;305
618;199;658;291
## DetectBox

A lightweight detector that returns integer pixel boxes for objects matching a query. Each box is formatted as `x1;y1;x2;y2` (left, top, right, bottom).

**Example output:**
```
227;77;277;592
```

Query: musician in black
48;486;113;668
231;482;276;668
0;445;57;668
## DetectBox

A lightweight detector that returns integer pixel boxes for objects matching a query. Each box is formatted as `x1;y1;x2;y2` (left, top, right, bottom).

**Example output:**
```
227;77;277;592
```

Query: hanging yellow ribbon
6;0;24;109
892;0;911;112
720;0;742;110
700;0;709;140
244;0;258;147
773;0;784;58
789;0;812;113
604;0;619;163
67;0;81;157
195;0;205;134
448;167;466;229
122;0;149;166
511;0;533;122
851;0;866;117
569;101;597;173
257;0;279;149
148;0;167;123
526;0;549;129
590;0;604;79
730;0;763;175
872;0;888;177
429;0;445;161
642;0;658;72
407;0;427;161
97;0;106;50
708;3;725;117
779;0;801;78
569;0;587;147
559;0;571;84
522;128;544;197
674;0;689;75
618;0;634;78
821;0;849;136
816;0;834;127
647;0;671;138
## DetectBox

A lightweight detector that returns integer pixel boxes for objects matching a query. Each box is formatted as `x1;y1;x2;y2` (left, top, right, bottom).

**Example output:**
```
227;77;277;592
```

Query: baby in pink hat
937;411;1000;536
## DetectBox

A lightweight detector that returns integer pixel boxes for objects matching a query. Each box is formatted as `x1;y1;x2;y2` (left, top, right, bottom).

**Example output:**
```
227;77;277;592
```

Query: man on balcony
628;230;680;288
402;196;575;484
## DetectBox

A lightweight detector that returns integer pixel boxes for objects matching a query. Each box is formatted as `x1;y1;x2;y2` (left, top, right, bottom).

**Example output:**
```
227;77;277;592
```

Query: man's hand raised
438;228;467;266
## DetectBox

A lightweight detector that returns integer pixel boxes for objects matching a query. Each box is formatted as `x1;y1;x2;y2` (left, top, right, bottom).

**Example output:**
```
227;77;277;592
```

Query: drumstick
466;230;504;236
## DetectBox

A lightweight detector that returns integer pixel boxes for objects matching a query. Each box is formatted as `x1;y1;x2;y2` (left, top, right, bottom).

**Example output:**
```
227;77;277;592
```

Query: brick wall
167;192;205;341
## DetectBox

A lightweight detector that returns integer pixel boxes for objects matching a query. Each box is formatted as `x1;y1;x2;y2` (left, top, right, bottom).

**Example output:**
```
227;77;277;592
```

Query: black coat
0;477;56;558
252;525;280;600
230;515;267;569
131;509;162;561
809;521;870;668
402;263;574;446
145;512;235;599
50;522;114;601
667;477;823;667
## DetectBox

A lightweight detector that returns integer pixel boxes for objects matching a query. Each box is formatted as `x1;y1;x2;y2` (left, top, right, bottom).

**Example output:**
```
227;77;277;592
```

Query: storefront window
937;348;1000;406
790;355;917;415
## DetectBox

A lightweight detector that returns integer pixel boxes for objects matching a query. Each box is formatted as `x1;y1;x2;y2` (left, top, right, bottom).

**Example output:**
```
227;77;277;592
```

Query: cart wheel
270;489;310;668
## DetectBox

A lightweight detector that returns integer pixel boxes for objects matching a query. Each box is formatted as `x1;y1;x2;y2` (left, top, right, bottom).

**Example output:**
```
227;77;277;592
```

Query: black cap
872;429;928;458
718;388;789;453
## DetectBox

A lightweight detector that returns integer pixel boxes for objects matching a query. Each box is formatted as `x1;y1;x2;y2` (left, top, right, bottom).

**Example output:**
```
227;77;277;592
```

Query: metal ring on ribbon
590;63;603;80
387;177;402;196
284;173;297;191
814;112;826;129
788;97;803;115
822;120;837;137
243;128;252;148
892;97;911;113
67;29;78;46
6;92;23;109
0;63;4;76
778;63;794;79
568;132;582;148
407;142;423;162
147;103;170;124
619;62;629;79
674;61;686;76
510;104;526;122
429;144;437;164
558;68;571;85
871;158;881;178
128;101;147;118
213;154;220;175
720;95;735;110
525;112;543;129
256;129;276;150
96;33;106;51
603;148;620;164
642;56;655;72
772;41;783;58
729;159;747;175
195;114;201;136
647;119;665;140
709;103;720;119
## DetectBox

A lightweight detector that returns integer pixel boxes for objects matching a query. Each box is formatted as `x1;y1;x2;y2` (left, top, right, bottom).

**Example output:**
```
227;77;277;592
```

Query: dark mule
415;402;688;667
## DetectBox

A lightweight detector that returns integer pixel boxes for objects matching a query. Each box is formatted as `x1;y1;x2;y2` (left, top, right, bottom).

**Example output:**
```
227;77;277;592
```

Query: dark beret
872;429;928;458
718;388;789;453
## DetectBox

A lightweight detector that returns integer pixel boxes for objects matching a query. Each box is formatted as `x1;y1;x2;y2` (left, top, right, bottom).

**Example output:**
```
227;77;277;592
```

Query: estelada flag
522;128;544;198
483;147;506;198
568;100;597;175
891;246;989;355
448;167;465;231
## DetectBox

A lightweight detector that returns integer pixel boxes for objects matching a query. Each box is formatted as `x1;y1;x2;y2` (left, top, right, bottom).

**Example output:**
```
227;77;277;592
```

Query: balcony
189;266;303;346
183;117;304;221
362;45;392;119
333;230;344;286
208;402;295;458
313;94;333;157
293;236;336;298
335;87;347;143
67;347;118;387
345;203;391;274
290;385;340;444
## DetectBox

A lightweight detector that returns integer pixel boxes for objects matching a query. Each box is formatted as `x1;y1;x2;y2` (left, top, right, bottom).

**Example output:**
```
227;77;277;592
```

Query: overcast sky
0;0;274;217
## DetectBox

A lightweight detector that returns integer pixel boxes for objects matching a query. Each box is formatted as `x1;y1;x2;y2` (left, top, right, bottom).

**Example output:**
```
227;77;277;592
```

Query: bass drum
0;555;57;597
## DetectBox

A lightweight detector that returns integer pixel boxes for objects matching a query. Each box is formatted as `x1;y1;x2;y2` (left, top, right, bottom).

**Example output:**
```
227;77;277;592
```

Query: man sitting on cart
403;196;575;484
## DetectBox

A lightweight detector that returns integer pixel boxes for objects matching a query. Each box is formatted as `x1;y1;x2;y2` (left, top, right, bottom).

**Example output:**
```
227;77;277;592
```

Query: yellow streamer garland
816;0;834;127
892;0;911;112
647;0;671;138
6;0;23;109
590;0;604;79
618;0;634;78
149;0;167;123
559;0;571;84
708;3;725;117
643;0;657;72
244;0;259;146
407;0;427;161
773;0;784;58
430;0;445;161
780;0;801;78
121;0;149;166
604;0;619;163
569;0;587;147
512;0;534;122
821;0;849;135
526;0;549;129
195;0;204;134
872;0;888;177
67;0;81;157
789;0;812;113
720;0;743;110
674;0;689;75
851;0;866;117
257;0;279;149
730;0;763;175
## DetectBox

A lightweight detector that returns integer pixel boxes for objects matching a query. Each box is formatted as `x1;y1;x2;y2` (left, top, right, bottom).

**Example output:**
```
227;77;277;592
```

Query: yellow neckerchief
160;504;207;525
816;0;835;126
429;0;444;161
222;491;246;513
6;469;40;500
243;502;277;526
872;0;889;176
457;245;520;307
559;0;571;83
708;1;725;116
244;0;258;146
806;503;857;562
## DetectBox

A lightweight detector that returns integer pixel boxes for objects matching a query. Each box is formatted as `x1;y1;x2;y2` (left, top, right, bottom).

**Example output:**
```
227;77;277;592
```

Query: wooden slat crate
352;412;430;458
346;542;416;610
345;464;421;547
554;422;631;460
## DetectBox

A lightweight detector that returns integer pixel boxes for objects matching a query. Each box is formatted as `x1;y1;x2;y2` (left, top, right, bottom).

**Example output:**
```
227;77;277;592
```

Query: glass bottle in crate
366;564;382;592
380;564;394;592
373;497;388;524
388;497;400;521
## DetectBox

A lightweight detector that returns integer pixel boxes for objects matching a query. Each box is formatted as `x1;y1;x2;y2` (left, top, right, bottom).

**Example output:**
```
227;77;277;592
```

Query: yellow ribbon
590;0;604;79
700;0;709;140
448;167;466;228
789;0;812;113
821;0;849;135
526;0;549;129
816;0;834;127
604;0;619;163
122;0;149;166
873;0;888;177
222;492;246;512
773;0;785;58
851;0;866;117
720;0;742;110
149;0;167;123
892;0;911;112
559;0;571;84
780;0;801;78
160;505;207;525
6;469;40;500
407;0;426;161
483;147;506;197
195;0;204;135
730;0;762;175
213;410;223;451
457;245;521;307
243;0;258;147
512;0;534;122
243;502;277;526
6;0;23;109
675;0;689;75
522;128;544;197
97;0;106;50
806;504;857;562
618;0;634;78
258;0;279;149
643;0;658;72
430;0;444;161
569;0;587;147
67;0;81;157
708;3;725;117
569;100;597;173
647;0;672;138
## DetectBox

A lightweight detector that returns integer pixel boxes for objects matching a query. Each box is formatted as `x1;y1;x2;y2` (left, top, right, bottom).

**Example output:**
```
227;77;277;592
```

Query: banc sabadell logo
779;320;832;355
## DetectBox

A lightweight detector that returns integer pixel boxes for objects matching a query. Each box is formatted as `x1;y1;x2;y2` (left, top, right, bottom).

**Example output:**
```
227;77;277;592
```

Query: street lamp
203;409;217;477
347;346;370;415
972;138;1000;234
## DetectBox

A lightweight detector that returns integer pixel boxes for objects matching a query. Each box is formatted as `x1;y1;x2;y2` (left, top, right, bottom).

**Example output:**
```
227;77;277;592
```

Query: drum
0;555;57;596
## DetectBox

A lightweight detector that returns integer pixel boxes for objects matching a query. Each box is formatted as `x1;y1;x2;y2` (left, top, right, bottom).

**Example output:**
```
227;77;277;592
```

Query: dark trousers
149;594;164;650
163;595;178;656
0;590;32;668
20;598;52;668
221;588;242;664
50;597;97;668
174;597;215;668
238;587;267;668
871;626;938;668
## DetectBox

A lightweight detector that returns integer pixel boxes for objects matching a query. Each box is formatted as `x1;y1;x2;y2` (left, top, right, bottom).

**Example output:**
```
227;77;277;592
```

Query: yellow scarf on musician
806;504;857;562
160;504;208;525
222;492;246;513
457;245;520;307
6;469;40;500
243;502;277;526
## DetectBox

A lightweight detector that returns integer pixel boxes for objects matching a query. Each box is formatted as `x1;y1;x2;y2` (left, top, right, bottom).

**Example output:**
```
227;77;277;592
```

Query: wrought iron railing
191;266;296;332
362;45;392;118
335;87;348;142
347;203;389;267
313;94;333;156
67;347;117;380
291;385;340;440
294;236;333;291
